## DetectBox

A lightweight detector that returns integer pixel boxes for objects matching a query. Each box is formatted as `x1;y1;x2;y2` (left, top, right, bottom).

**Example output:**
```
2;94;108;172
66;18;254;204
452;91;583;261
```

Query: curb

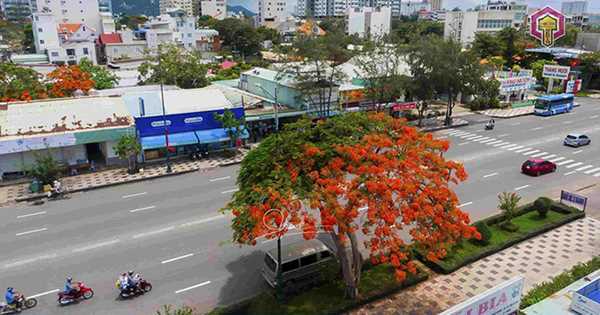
421;120;469;132
220;159;243;167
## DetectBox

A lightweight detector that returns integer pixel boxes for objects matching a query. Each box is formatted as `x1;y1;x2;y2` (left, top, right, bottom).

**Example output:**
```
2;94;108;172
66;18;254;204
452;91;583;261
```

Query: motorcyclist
64;277;79;297
5;287;20;311
117;273;129;292
127;271;138;292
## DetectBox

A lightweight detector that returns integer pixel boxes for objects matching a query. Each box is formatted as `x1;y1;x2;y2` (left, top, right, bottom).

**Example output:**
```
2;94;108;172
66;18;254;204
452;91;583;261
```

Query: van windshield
264;255;277;272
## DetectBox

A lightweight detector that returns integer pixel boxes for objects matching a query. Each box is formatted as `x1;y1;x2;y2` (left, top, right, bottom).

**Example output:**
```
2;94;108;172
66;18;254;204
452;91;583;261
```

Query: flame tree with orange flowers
224;112;480;299
47;65;95;98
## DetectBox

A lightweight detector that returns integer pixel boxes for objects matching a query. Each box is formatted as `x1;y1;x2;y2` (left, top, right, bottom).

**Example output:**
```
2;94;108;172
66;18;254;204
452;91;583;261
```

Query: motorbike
57;282;94;305
117;279;152;299
485;123;495;130
0;294;38;314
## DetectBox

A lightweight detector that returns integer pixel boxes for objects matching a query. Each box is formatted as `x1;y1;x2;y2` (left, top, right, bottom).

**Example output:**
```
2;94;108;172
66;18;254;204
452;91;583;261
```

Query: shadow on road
215;249;267;309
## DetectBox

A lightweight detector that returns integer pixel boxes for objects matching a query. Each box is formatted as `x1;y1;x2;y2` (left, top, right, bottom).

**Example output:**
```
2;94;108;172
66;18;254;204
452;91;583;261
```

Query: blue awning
141;128;249;150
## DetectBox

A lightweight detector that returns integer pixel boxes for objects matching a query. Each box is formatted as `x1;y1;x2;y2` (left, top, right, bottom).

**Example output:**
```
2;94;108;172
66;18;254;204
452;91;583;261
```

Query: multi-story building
30;0;103;32
304;0;435;18
258;0;288;27
159;0;194;17
347;6;391;38
1;0;31;21
200;0;227;20
444;2;527;47
430;0;442;11
98;0;112;13
562;1;588;16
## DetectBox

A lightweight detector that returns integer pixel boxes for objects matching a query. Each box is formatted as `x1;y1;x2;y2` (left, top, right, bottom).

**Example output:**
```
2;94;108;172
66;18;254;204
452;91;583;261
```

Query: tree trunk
445;90;454;126
330;231;362;300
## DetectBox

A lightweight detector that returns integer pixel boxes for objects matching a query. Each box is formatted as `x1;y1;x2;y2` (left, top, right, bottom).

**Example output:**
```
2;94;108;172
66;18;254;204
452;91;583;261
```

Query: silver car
261;239;334;289
564;134;591;147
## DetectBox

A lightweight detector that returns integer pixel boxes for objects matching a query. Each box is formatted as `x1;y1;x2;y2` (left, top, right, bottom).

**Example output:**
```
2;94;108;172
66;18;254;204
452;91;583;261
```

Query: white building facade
562;1;588;16
200;0;227;19
159;0;195;16
30;0;102;32
347;6;391;38
444;7;527;46
258;0;288;27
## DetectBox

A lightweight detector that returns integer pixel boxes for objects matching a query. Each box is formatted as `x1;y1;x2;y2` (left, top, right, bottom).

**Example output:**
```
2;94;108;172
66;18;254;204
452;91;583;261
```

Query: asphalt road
1;97;599;315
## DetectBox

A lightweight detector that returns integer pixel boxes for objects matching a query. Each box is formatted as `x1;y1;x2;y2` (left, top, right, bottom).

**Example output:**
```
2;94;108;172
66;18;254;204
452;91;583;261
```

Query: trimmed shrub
500;221;519;232
534;197;553;218
471;222;492;246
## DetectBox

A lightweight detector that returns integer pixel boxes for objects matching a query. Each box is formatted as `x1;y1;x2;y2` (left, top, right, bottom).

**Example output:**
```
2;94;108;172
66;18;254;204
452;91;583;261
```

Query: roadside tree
47;65;95;97
27;151;61;185
138;44;209;89
79;58;119;90
224;112;479;299
0;63;47;102
498;192;521;231
113;134;141;174
214;109;245;150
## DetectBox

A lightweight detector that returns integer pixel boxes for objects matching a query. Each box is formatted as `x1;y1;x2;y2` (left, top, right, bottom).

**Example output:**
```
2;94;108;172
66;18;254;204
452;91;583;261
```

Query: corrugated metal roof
0;96;133;138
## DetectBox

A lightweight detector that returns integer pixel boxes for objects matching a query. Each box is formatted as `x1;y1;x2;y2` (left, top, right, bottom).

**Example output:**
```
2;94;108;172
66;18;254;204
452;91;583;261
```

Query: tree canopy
213;18;261;59
225;112;479;299
0;63;47;102
79;58;119;90
47;65;95;98
138;44;209;89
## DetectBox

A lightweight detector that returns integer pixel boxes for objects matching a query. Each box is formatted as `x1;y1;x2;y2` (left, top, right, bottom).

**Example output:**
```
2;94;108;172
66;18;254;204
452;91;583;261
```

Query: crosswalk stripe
473;137;490;142
550;157;565;162
464;135;482;140
441;129;456;134
594;172;600;177
487;140;504;145
515;147;531;153
493;141;510;147
530;152;548;157
556;159;575;166
500;144;518;149
459;134;475;139
522;150;540;155
479;138;497;144
576;165;594;171
507;145;524;151
584;167;600;174
469;135;485;141
565;162;584;169
539;154;557;160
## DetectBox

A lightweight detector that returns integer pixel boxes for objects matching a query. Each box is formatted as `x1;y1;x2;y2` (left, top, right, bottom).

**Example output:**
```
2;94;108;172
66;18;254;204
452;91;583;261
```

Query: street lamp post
255;83;279;132
160;82;172;173
276;235;283;301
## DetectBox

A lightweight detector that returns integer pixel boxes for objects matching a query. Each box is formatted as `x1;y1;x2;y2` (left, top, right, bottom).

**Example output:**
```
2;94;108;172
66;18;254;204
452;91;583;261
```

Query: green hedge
206;262;428;315
416;200;584;274
520;256;600;310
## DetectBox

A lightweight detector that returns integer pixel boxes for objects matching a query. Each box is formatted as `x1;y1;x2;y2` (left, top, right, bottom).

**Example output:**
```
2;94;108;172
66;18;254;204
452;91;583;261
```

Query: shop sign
542;65;571;80
566;79;582;94
529;6;566;47
136;107;245;137
440;277;524;315
392;102;417;111
560;190;587;210
498;77;534;93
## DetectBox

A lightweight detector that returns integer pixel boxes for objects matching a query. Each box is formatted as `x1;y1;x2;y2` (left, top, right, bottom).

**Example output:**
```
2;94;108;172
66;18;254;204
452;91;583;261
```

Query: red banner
392;102;417;111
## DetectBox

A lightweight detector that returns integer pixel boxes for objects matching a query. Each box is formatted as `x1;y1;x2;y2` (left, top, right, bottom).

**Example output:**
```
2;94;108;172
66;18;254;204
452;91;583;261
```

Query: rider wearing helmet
5;287;20;310
127;270;138;291
64;276;79;296
118;273;129;291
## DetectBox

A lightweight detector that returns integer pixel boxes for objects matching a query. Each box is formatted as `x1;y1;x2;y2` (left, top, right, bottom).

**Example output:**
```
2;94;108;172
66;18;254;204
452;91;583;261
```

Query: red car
521;159;557;176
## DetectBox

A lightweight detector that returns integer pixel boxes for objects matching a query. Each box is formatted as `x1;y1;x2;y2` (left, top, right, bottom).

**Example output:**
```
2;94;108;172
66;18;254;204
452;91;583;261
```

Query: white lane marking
515;147;531;153
209;176;231;182
595;173;600;177
539;154;557;160
576;165;593;172
221;188;239;194
458;201;473;208
458;142;470;146
179;214;226;228
530;152;548;158
510;122;521;126
507;145;524;151
514;185;530;191
483;172;498;178
479;138;497;144
29;289;60;299
584;167;600;174
133;226;175;239
572;150;583;155
590;115;599;119
531;127;544;131
487;140;504;145
522;150;540;156
564;171;577;176
549;157;565;162
500;144;518;149
556;159;575;166
16;227;47;236
565;162;584;169
175;281;211;294
473;137;490;142
16;211;47;219
563;120;573;124
493;142;510;147
459;134;475;139
122;192;147;199
129;206;156;213
72;239;120;253
3;253;58;268
462;135;479;140
161;253;194;264
497;133;510;138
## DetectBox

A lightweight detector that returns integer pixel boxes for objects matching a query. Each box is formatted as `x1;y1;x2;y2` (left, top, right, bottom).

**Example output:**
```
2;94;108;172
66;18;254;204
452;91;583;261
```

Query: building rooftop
0;96;133;139
98;33;122;44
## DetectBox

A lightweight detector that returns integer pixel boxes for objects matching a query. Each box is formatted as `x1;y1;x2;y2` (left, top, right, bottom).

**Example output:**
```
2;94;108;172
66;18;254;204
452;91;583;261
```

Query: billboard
529;6;566;47
542;65;571;80
498;76;535;93
135;107;245;137
440;277;525;315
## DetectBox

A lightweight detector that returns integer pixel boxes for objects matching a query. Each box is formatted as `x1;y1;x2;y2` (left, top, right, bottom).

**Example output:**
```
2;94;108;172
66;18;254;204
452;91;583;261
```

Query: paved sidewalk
479;106;534;118
0;148;249;205
349;216;600;315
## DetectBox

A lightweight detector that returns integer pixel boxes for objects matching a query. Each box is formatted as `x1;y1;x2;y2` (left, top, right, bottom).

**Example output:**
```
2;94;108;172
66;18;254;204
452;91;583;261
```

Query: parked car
521;159;557;176
564;133;591;147
261;239;334;290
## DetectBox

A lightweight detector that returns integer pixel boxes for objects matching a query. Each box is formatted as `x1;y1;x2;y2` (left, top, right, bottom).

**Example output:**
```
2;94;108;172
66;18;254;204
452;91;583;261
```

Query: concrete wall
0;144;87;174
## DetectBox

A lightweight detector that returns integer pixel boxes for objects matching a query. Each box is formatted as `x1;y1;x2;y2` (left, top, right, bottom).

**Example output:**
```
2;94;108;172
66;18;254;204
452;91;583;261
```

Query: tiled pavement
439;128;600;179
0;148;249;205
349;216;600;315
479;106;534;118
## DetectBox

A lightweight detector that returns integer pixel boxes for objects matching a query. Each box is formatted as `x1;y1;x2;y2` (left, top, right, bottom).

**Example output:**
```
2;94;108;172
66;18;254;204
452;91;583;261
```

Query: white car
564;134;591;147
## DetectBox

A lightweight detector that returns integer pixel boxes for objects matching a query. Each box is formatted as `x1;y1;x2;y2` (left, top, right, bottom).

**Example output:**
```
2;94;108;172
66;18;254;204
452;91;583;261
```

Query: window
320;251;331;259
66;48;75;56
300;254;318;266
264;255;277;272
281;260;299;273
40;39;45;44
51;52;59;57
38;28;43;32
83;47;89;55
